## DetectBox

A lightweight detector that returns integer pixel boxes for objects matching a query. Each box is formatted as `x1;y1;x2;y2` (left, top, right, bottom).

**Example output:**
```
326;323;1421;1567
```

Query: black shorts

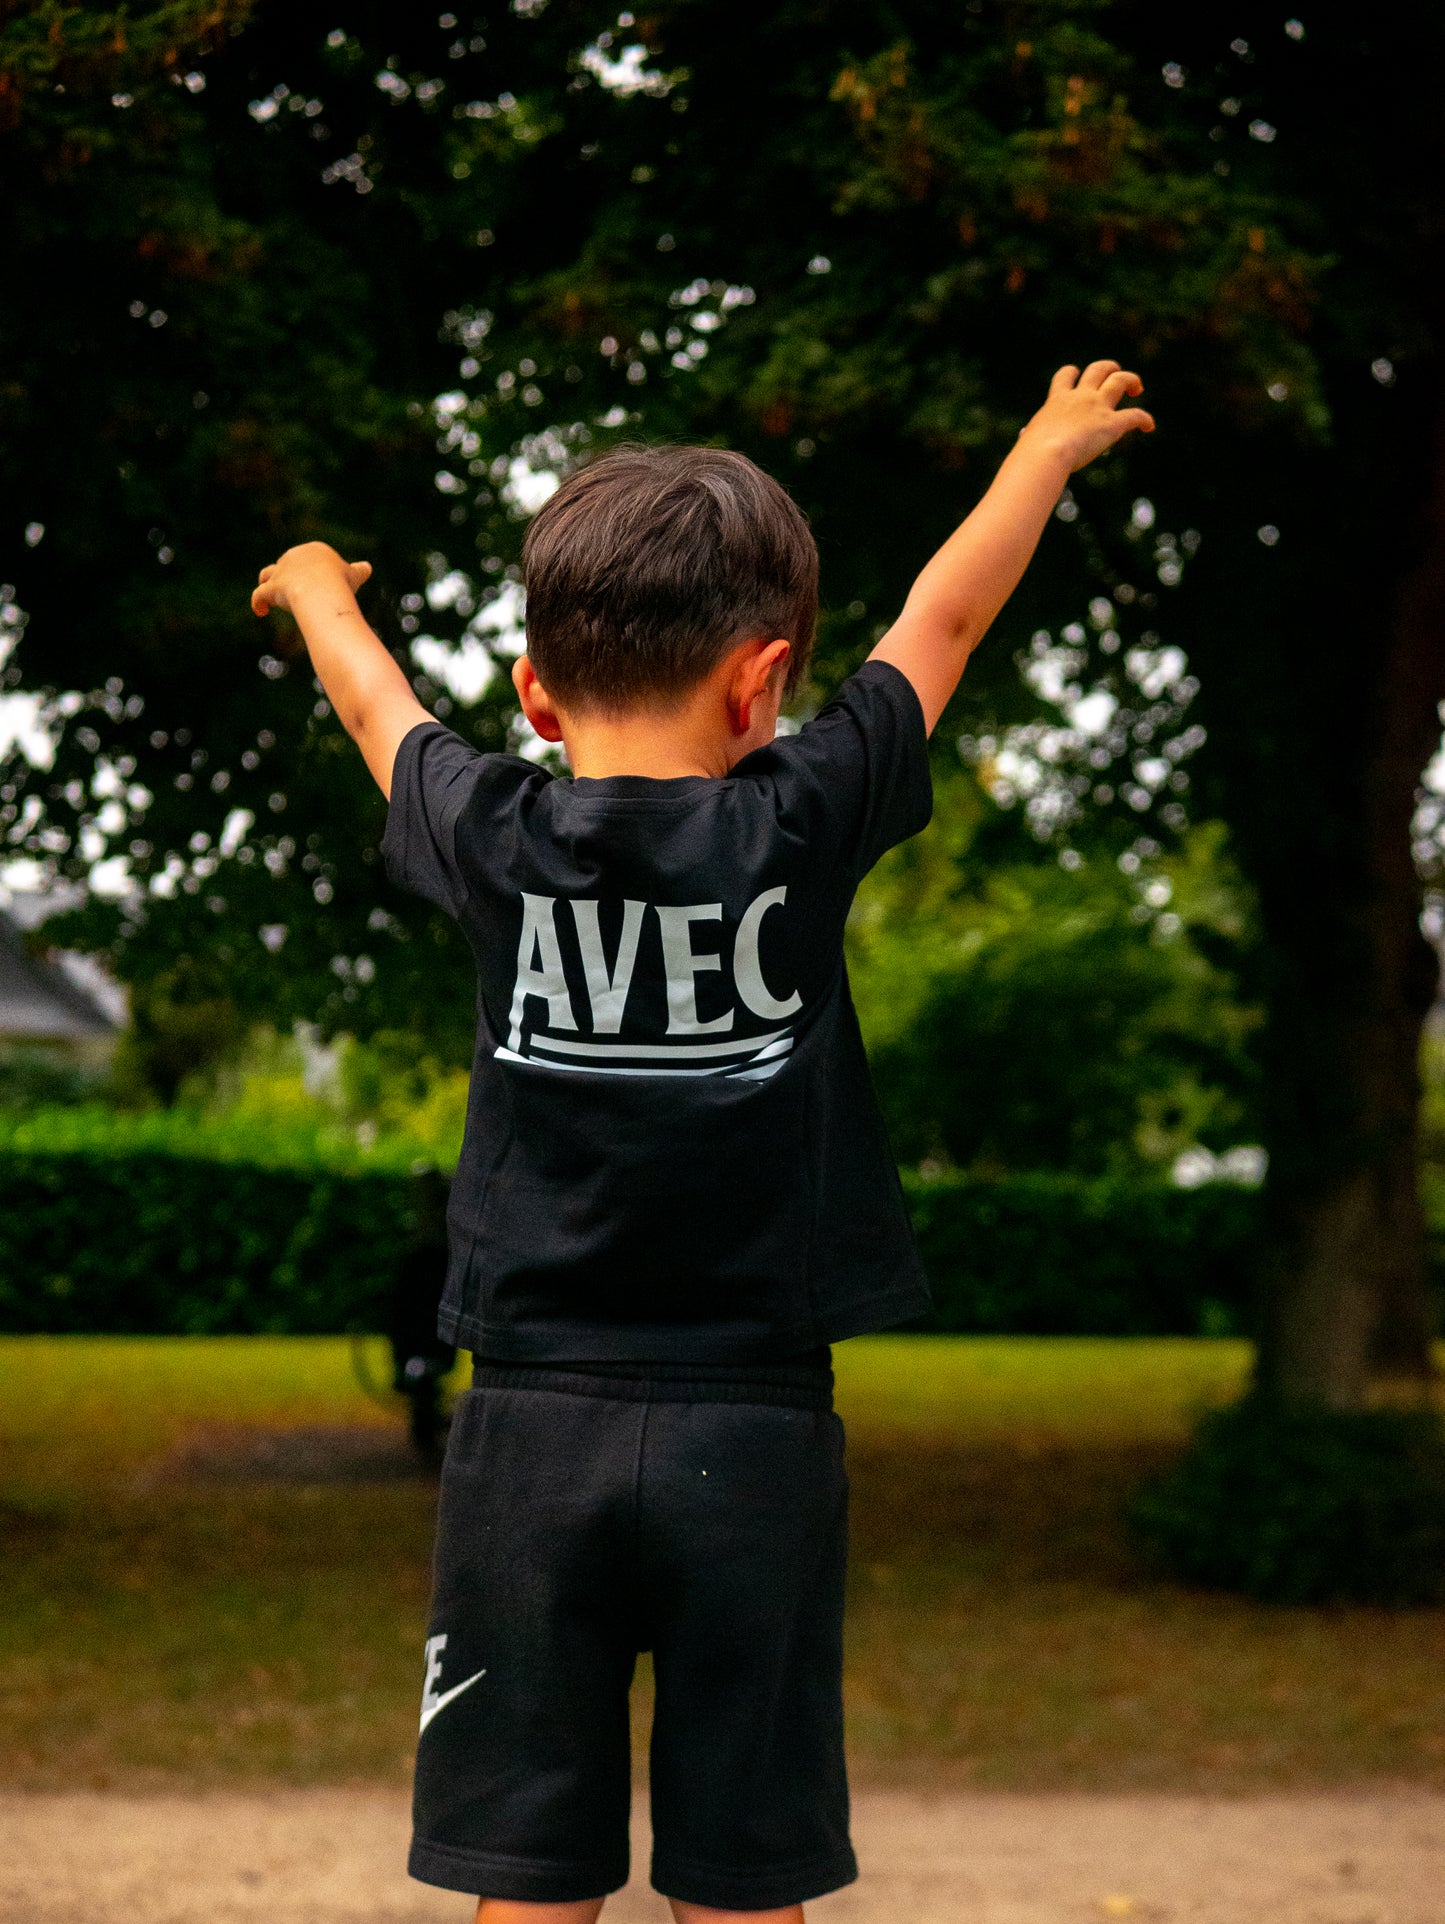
408;1364;856;1910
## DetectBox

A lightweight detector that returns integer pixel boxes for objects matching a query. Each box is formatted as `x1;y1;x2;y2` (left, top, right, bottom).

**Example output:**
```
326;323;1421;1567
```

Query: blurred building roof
0;912;119;1043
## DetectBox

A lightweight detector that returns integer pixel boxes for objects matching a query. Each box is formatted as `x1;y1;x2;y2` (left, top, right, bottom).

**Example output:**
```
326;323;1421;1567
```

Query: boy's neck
559;676;781;782
564;712;740;781
516;635;790;779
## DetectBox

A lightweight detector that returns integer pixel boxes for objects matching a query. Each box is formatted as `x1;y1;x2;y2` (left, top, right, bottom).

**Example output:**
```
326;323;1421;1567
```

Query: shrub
0;1101;425;1173
1131;1399;1445;1604
849;817;1261;1178
905;1170;1259;1336
0;1110;1266;1339
0;1150;412;1336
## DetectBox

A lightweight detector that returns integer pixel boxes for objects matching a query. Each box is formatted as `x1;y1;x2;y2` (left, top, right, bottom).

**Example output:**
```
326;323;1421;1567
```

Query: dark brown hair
521;444;818;710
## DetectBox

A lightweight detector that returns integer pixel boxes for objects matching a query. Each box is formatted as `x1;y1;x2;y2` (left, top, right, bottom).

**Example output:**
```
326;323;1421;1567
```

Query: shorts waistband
468;1363;834;1412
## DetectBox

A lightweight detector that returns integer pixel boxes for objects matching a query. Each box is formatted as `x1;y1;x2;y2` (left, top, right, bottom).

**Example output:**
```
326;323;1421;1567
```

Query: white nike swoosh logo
419;1668;487;1735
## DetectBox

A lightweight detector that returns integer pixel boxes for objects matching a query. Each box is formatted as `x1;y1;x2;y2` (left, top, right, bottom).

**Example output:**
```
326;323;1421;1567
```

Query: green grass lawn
3;1334;1443;1794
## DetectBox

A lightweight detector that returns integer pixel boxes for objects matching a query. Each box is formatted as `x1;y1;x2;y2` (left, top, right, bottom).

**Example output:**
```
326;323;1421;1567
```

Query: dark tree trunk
1208;410;1445;1409
1365;418;1445;1378
1118;0;1445;1417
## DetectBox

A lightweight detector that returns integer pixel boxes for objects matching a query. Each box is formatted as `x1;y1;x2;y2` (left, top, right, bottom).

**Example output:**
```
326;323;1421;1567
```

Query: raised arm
251;541;431;798
871;361;1154;734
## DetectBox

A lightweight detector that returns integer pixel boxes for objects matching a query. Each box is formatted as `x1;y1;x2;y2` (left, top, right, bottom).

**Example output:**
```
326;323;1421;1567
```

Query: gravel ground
4;1786;1443;1923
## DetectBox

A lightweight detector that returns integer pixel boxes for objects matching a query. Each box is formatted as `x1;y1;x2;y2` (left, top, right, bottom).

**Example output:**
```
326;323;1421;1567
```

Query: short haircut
521;444;818;710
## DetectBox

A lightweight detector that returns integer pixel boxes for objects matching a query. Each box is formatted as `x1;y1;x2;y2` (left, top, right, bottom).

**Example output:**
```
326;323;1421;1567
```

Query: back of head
521;445;818;711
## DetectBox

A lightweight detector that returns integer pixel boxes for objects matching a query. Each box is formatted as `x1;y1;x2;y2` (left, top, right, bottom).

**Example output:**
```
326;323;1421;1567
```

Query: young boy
253;359;1152;1924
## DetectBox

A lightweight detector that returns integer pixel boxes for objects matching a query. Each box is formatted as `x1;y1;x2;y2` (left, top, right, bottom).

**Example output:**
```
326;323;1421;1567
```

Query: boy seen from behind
253;359;1153;1924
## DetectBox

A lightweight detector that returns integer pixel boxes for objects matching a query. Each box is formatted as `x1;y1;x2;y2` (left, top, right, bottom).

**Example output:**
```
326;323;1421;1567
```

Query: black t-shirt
381;658;933;1362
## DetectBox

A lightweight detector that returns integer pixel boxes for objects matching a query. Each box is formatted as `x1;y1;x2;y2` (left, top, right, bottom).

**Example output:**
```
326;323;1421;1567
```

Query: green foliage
1132;1399;1445;1606
0;1046;106;1109
0;1109;1260;1336
1;0;1309;1043
330;1027;469;1153
184;1022;469;1164
1416;1022;1445;1169
0;1149;410;1335
1;0;497;1042
110;955;248;1105
6;0;1442;1406
0;1098;429;1174
0;2;249;124
906;1169;1257;1336
850;797;1260;1173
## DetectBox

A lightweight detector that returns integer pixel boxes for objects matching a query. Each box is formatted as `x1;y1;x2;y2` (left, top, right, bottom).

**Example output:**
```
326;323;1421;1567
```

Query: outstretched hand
245;540;426;799
870;353;1157;734
1023;360;1155;473
251;541;372;617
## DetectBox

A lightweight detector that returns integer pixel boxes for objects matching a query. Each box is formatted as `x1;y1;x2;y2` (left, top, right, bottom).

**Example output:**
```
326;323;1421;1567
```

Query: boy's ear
512;655;566;743
729;638;791;735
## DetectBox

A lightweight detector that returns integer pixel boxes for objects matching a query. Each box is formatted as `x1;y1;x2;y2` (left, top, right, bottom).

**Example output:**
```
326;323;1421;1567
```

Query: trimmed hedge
0;1151;411;1336
905;1171;1260;1337
0;1143;1264;1338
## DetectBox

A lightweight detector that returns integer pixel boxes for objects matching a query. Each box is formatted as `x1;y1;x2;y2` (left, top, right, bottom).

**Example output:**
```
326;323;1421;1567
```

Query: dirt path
4;1786;1443;1922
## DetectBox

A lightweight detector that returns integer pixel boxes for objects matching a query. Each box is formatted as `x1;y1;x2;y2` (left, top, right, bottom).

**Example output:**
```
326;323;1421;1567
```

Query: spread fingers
1101;369;1144;405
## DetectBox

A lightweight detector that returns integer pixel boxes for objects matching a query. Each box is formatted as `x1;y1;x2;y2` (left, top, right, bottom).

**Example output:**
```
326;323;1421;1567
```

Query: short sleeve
777;660;933;880
381;722;488;915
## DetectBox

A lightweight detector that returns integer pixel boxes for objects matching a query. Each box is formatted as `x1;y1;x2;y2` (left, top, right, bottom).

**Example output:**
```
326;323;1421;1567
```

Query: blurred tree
2;1;1438;1408
111;954;246;1106
850;800;1260;1176
1115;6;1445;1399
0;0;1290;1037
189;1020;471;1163
0;0;496;1065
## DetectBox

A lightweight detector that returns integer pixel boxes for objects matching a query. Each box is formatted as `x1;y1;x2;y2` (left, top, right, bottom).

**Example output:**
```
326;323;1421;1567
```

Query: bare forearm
288;577;408;735
871;360;1154;733
901;438;1068;650
252;543;430;797
870;439;1067;735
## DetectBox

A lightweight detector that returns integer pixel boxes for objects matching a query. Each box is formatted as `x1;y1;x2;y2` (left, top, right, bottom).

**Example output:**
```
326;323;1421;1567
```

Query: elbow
906;587;985;662
933;610;985;664
339;698;378;750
